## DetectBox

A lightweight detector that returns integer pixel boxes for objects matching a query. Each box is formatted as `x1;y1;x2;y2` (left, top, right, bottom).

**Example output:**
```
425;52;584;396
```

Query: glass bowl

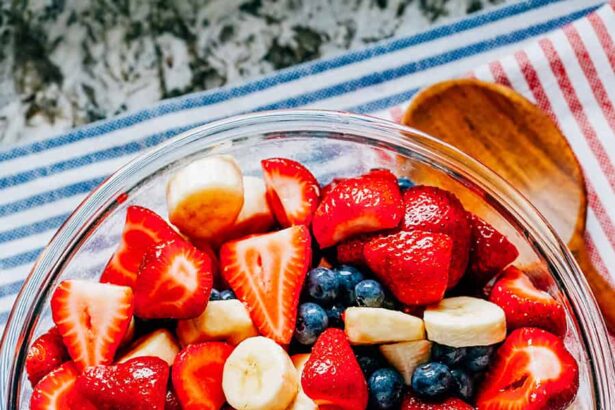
1;110;613;408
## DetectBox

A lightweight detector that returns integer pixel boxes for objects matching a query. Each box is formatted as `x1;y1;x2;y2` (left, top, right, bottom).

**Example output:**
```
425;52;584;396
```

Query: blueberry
431;343;467;367
306;267;339;303
411;362;454;399
355;347;385;378
219;289;236;300
335;265;364;305
451;368;474;401
368;368;405;409
209;289;221;301
397;177;414;191
325;303;345;328
463;345;495;373
294;303;328;345
354;280;385;307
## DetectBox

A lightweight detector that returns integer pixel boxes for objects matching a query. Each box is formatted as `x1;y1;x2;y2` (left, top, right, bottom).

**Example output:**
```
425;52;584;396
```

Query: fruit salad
25;155;579;410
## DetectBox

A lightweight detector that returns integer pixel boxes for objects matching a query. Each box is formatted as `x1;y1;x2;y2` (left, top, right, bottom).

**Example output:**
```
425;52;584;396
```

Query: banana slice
221;176;275;241
423;296;506;347
344;307;425;345
289;354;318;410
167;155;244;240
176;300;258;346
379;340;432;385
118;329;180;366
223;336;298;410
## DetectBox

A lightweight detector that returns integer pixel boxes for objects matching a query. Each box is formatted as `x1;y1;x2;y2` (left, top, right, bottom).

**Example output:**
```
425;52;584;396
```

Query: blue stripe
0;0;575;163
0;310;8;324
0;5;598;194
0;177;104;218
0;214;70;244
0;249;42;270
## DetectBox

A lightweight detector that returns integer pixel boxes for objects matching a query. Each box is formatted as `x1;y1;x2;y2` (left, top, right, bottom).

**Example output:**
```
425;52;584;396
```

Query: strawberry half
134;238;214;319
312;170;403;248
172;342;234;410
401;186;471;288
302;328;368;410
402;394;473;409
30;361;79;410
101;206;181;288
26;327;70;386
261;158;320;227
364;230;453;305
489;266;567;336
74;357;169;410
476;327;579;410
51;280;134;370
467;214;519;285
220;225;312;344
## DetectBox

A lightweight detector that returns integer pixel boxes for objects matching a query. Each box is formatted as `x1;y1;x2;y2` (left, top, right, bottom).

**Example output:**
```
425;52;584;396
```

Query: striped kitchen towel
0;0;614;333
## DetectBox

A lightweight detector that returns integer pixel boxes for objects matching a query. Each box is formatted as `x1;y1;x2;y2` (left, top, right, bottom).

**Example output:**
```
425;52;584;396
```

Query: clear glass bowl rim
1;109;613;407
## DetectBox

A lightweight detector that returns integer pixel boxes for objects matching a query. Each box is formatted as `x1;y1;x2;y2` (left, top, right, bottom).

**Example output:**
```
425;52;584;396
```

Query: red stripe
585;234;615;289
564;25;615;138
488;61;512;87
587;183;615;247
587;10;615;72
514;50;557;120
514;49;615;285
539;38;615;192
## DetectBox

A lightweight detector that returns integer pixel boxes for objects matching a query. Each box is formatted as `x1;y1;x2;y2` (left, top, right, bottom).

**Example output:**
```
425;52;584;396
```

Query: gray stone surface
0;0;507;145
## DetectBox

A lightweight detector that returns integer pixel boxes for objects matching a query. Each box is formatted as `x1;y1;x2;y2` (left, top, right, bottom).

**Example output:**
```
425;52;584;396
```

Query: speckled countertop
0;0;508;145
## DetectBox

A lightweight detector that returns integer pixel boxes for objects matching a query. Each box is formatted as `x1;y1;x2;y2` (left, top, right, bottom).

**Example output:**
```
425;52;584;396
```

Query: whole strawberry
302;328;368;410
74;356;169;410
364;230;453;305
401;186;471;288
26;327;70;386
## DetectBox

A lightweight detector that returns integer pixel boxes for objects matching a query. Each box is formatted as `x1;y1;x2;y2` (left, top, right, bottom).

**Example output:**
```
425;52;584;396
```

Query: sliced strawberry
476;327;579;410
26;327;70;386
261;158;320;227
401;186;471;288
402;394;473;409
312;170;403;248
489;266;567;336
30;361;79;410
165;389;182;410
171;342;234;410
134;238;213;319
320;177;345;198
220;225;312;344
337;234;372;267
51;280;134;370
101;206;181;288
74;357;169;410
364;230;453;305
467;214;519;285
302;328;368;410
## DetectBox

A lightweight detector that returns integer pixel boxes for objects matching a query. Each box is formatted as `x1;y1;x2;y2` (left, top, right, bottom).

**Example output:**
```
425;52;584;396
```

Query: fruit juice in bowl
0;110;613;409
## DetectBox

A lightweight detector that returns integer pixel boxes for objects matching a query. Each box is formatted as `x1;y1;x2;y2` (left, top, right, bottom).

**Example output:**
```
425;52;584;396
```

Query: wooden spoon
402;78;615;332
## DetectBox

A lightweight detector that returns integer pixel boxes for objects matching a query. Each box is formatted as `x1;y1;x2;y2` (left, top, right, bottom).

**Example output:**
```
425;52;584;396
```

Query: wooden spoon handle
572;243;615;333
